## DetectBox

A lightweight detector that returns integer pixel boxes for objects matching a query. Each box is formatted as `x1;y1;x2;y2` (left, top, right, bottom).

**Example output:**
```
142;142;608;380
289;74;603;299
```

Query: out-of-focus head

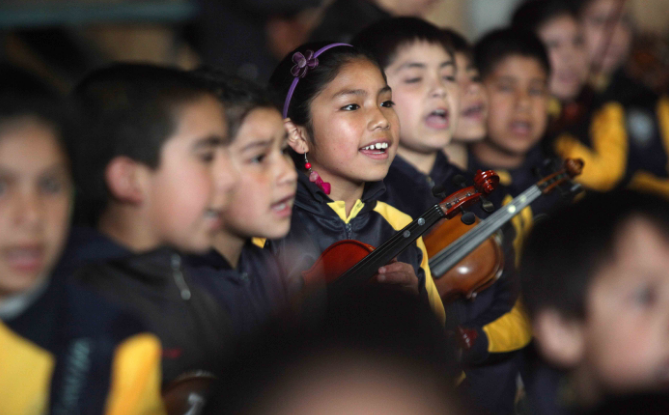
441;29;488;143
204;287;464;415
521;190;669;396
373;0;442;18
574;0;633;77
512;0;588;102
73;64;234;254
474;28;550;158
0;65;76;300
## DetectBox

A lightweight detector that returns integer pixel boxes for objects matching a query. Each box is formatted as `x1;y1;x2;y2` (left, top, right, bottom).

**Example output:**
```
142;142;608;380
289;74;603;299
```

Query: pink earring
304;153;331;195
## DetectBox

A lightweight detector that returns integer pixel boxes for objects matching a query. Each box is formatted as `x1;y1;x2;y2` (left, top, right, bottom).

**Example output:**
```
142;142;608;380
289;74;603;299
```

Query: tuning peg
480;196;495;213
452;174;467;188
432;184;447;199
461;211;476;225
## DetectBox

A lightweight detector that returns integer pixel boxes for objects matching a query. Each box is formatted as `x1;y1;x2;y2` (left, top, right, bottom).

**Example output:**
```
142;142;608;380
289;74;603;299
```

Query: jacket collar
294;170;385;216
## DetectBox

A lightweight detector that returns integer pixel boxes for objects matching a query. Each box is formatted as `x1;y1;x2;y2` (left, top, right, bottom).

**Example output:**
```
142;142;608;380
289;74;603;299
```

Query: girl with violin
266;42;445;322
353;19;532;415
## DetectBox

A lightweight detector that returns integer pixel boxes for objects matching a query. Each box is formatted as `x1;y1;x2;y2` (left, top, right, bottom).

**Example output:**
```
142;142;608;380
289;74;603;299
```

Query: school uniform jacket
381;153;531;362
267;171;445;323
0;279;164;415
553;69;669;196
74;247;234;386
185;242;288;336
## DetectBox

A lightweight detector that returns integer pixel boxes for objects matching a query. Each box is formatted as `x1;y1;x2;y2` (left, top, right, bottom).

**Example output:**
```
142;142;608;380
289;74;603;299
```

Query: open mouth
509;121;532;136
425;108;449;129
4;246;44;273
204;209;222;228
359;141;390;159
271;194;294;216
463;104;484;118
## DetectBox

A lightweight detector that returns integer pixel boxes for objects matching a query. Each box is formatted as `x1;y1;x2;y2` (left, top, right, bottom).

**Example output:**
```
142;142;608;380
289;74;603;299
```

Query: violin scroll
438;170;499;219
564;158;584;178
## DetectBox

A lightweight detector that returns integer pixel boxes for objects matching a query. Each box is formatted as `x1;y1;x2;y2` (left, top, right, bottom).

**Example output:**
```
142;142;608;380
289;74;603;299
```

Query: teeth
433;109;446;115
273;203;286;211
361;142;388;151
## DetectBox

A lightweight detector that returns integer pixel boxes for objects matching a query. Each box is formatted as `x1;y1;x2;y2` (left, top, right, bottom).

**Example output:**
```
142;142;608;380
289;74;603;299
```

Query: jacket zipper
171;254;192;301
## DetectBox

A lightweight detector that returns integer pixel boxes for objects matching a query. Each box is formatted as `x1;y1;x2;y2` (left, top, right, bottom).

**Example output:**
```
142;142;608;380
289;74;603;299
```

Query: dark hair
72;63;217;225
511;0;576;34
441;28;473;59
268;42;383;141
191;66;278;139
203;287;462;415
0;64;78;170
520;190;669;320
474;27;551;80
351;17;454;69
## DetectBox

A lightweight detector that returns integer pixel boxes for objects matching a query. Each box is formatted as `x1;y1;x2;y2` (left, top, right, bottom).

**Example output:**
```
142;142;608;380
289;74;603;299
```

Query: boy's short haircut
72;63;216;225
520;190;669;321
0;64;78;168
440;29;473;60
351;17;454;69
191;66;277;139
474;27;551;80
511;0;576;33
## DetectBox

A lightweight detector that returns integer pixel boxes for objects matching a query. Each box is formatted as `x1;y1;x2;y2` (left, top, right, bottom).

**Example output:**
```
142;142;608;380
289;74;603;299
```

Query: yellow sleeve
554;102;627;191
628;97;669;198
104;333;166;415
373;202;446;324
482;298;533;353
416;236;446;325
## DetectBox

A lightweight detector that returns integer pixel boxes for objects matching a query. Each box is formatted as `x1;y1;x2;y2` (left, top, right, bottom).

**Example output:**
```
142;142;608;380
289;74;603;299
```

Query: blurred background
2;0;668;90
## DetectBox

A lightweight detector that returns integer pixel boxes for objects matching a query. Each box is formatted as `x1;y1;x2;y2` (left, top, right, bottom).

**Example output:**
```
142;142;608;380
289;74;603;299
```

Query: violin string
429;185;542;273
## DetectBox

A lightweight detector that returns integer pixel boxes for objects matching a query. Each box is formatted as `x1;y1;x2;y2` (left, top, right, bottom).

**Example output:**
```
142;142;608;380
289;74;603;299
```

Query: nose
12;189;42;232
276;151;298;189
213;147;240;204
368;104;392;131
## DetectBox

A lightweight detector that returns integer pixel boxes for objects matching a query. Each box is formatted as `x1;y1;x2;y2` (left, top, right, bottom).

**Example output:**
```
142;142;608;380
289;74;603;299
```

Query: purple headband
282;43;353;119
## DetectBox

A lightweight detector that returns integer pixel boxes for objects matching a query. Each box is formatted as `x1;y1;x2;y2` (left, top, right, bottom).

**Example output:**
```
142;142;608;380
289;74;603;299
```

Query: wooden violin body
424;215;504;302
425;158;584;304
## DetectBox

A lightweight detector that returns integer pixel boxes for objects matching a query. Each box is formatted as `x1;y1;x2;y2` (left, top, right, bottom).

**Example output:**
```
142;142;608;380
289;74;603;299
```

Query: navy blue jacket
186;242;288;336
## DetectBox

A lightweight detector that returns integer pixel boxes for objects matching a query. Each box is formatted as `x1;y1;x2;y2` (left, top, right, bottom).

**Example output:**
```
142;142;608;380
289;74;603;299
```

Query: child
69;64;237;385
354;19;532;415
469;28;567;224
186;69;297;335
441;28;489;171
266;41;445;322
511;0;588;107
520;190;669;415
0;67;164;414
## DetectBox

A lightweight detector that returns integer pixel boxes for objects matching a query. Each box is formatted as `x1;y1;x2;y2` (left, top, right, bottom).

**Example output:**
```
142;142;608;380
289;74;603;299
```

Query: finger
378;262;412;275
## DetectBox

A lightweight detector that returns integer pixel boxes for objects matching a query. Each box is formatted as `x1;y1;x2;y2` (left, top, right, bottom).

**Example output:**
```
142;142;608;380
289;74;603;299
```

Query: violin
425;159;584;302
301;170;499;296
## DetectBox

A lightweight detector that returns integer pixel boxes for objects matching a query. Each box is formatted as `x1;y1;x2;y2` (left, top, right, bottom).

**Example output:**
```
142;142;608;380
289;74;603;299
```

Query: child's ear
105;156;145;204
284;118;310;154
533;309;585;368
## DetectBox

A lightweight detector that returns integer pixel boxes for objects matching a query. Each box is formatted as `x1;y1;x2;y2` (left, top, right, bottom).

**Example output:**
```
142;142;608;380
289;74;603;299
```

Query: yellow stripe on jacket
373;201;446;324
554;102;627;191
483;298;533;353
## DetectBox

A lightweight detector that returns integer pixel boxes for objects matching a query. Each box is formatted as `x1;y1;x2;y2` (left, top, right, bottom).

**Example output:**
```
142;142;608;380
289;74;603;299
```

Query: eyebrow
0;163;68;177
192;135;228;150
395;60;454;72
241;139;273;152
379;85;392;95
332;89;367;100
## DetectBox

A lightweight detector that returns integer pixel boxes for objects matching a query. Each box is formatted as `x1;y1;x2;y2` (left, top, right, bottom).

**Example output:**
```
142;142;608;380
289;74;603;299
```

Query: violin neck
429;184;542;277
330;204;446;294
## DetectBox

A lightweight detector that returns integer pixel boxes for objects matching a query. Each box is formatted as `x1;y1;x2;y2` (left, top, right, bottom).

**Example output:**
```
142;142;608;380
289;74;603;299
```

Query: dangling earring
304;153;331;195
